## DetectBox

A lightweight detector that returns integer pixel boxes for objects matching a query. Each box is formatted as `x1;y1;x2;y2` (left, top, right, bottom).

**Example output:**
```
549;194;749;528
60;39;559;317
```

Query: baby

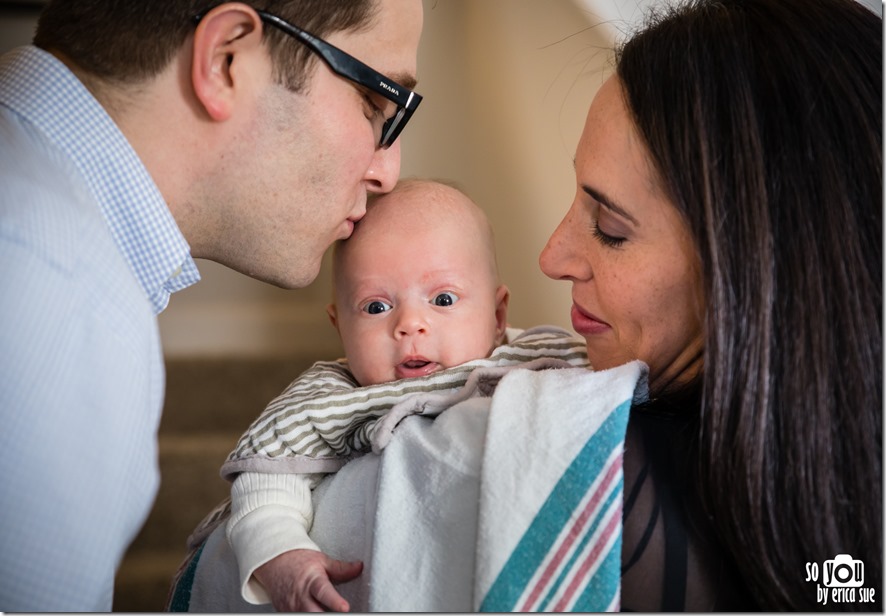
220;179;588;611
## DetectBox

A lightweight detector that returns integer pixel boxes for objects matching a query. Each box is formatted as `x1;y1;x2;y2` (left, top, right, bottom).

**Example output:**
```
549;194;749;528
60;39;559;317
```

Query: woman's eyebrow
581;183;639;226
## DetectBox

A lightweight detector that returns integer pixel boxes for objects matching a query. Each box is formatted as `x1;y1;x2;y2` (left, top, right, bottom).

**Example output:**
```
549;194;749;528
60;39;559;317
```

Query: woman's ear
190;2;264;121
494;284;510;344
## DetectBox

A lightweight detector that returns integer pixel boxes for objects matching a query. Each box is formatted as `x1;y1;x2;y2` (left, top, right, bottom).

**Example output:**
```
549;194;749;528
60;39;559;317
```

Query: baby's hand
254;549;363;612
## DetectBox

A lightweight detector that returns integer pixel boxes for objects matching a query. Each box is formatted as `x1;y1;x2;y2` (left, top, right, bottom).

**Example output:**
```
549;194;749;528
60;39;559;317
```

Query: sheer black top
620;396;758;611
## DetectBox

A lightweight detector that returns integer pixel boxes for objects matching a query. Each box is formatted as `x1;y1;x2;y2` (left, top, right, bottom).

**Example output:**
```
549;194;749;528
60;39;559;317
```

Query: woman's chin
584;348;631;372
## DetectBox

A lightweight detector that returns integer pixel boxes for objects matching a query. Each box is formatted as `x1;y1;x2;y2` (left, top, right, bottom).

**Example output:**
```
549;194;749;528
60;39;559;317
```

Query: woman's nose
539;205;592;282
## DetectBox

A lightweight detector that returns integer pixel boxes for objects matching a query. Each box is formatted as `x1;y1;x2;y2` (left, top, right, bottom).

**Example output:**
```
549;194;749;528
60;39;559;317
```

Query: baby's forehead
357;205;483;253
374;184;476;216
370;189;487;236
334;181;498;278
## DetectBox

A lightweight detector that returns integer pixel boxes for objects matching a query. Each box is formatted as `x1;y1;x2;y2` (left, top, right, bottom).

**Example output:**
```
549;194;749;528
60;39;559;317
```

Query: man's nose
365;138;401;195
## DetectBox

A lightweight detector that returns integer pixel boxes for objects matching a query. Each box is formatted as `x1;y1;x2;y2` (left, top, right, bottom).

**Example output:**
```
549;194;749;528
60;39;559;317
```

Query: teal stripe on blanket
573;535;622;611
479;399;631;612
536;477;622;611
167;542;204;612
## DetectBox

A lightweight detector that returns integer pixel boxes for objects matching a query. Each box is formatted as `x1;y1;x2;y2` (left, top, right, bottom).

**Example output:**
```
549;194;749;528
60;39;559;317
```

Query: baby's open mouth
403;359;430;369
395;358;440;379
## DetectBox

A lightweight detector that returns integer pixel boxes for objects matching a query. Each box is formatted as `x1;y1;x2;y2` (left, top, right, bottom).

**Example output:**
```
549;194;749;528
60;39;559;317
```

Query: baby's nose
394;308;428;338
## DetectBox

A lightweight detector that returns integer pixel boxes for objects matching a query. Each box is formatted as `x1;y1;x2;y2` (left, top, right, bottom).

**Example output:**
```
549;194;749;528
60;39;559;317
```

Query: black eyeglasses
194;9;422;148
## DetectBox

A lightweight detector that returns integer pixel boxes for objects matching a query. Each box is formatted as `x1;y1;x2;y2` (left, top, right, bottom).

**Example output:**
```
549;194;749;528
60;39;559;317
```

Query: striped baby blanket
221;326;590;478
474;363;644;611
168;357;647;612
346;359;647;611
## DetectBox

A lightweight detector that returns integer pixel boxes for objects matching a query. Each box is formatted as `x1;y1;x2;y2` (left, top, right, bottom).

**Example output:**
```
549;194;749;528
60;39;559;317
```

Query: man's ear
190;2;264;121
494;284;510;344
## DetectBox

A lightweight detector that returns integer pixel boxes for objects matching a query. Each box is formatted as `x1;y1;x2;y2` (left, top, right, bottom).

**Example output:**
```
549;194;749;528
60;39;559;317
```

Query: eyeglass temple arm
254;10;418;109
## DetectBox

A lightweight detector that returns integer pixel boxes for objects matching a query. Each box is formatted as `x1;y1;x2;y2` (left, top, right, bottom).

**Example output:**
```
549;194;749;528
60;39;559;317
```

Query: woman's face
539;76;705;392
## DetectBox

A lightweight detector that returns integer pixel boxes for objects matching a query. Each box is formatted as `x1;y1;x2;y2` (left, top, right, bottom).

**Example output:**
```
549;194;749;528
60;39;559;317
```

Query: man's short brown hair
34;0;377;90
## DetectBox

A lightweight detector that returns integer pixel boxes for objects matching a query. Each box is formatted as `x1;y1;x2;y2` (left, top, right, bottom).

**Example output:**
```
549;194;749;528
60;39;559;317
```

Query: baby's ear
326;303;339;330
494;284;510;343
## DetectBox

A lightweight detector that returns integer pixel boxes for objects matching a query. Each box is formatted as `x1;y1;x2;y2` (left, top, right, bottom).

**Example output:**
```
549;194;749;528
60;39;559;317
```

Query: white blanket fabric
175;360;647;612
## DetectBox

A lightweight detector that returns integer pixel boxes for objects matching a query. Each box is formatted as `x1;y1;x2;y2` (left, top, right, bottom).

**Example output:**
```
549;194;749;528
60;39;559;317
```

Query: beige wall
155;0;880;357
160;0;620;358
2;0;881;358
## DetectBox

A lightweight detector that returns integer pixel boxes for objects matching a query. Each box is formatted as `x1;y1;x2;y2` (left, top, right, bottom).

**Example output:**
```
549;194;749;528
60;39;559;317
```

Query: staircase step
114;355;314;611
126;432;237;555
113;551;185;612
159;356;316;434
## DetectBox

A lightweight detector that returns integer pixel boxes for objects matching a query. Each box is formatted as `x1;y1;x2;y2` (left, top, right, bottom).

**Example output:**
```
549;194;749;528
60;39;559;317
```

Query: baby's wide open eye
363;300;392;315
432;292;459;307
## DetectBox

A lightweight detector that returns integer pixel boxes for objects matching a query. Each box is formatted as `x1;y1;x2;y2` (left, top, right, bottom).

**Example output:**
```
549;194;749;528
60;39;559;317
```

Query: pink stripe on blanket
518;450;623;611
552;501;623;611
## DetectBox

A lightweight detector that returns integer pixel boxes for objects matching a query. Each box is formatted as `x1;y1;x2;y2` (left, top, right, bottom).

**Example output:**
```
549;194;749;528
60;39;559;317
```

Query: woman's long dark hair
617;0;882;609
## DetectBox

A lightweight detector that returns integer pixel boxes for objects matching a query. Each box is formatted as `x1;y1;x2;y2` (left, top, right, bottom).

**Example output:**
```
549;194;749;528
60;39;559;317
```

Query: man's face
210;0;424;289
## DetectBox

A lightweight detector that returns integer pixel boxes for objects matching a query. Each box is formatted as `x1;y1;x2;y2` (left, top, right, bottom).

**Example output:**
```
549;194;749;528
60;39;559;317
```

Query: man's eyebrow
391;73;417;90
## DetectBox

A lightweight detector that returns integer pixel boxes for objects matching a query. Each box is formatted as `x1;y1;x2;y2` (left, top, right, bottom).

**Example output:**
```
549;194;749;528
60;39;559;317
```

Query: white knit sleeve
226;472;322;605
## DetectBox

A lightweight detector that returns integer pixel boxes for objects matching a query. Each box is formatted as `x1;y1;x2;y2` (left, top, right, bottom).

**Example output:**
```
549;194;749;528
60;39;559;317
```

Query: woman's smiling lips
571;303;611;336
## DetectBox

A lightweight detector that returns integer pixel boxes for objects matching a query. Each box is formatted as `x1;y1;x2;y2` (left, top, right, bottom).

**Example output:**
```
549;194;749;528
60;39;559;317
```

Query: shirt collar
0;46;200;313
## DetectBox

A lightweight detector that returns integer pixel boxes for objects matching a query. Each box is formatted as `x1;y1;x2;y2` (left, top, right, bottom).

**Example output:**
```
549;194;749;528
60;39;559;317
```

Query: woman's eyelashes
592;221;627;248
589;202;630;249
584;195;629;249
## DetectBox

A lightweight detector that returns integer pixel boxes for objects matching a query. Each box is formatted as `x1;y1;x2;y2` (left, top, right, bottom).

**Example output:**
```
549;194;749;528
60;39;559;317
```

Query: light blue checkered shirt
0;46;200;611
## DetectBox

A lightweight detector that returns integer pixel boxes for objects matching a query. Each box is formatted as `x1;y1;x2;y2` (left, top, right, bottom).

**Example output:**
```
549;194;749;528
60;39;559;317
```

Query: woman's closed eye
592;221;627;248
591;204;631;249
581;185;634;249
